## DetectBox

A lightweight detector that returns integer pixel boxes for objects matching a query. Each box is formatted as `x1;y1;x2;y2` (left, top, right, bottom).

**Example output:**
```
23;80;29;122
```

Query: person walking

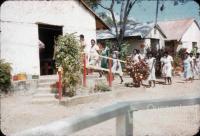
195;53;200;79
146;52;156;87
183;52;193;82
161;51;173;85
189;52;195;80
89;39;99;66
99;42;109;77
112;51;124;84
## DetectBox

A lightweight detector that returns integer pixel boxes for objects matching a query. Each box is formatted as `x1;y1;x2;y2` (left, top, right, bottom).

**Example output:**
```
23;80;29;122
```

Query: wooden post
108;58;112;87
83;53;87;87
58;69;62;100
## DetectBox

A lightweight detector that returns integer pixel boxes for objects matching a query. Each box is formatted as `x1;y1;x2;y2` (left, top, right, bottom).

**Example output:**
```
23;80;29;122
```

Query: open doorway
38;24;63;75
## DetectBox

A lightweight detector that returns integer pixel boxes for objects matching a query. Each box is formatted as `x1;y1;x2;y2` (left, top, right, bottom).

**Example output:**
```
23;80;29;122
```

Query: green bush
94;82;111;92
0;59;12;93
55;33;81;97
119;42;130;60
174;48;186;67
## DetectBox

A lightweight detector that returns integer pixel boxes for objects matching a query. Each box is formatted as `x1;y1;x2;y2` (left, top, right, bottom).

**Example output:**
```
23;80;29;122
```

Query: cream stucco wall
0;0;96;75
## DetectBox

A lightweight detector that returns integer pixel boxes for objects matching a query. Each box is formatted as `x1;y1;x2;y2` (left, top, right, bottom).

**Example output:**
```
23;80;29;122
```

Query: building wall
181;22;200;52
146;27;165;49
0;0;96;75
126;28;165;56
126;38;145;55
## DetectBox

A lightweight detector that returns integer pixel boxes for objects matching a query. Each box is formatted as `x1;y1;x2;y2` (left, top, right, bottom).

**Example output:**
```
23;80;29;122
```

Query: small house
97;22;166;55
158;18;200;56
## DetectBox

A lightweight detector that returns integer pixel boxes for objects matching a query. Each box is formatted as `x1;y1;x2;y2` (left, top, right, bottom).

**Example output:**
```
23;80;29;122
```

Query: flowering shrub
55;33;81;97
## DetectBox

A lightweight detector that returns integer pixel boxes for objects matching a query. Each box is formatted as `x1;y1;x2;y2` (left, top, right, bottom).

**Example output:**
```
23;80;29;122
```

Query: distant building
0;0;109;76
158;18;200;56
97;23;166;55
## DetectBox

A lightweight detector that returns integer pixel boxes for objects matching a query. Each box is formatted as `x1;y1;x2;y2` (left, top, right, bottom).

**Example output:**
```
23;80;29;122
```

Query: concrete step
31;97;59;104
36;87;58;94
39;75;58;80
33;93;58;98
38;82;56;88
38;79;57;84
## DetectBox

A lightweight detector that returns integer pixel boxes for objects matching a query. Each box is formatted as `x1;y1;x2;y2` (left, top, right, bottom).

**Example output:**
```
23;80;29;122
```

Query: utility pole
155;0;159;25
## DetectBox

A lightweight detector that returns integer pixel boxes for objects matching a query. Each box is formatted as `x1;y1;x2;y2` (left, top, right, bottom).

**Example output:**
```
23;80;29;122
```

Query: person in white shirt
183;52;193;82
195;53;200;79
146;52;156;87
89;39;100;66
112;51;123;84
131;49;141;64
161;51;173;85
189;52;195;80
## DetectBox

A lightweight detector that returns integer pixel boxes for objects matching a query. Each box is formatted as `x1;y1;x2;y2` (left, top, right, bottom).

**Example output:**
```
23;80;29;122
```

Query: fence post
116;111;133;136
83;53;87;87
108;58;112;87
58;68;62;100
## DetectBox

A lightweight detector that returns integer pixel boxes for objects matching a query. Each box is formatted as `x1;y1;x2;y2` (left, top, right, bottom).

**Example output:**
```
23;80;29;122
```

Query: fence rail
12;96;200;136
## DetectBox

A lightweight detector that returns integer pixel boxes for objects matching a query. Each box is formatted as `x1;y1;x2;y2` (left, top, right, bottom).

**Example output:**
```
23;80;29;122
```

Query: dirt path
1;77;200;136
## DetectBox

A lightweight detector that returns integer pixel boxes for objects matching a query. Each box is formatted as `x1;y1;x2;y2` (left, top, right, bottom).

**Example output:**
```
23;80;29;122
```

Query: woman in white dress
183;52;193;82
195;53;200;79
146;52;156;87
161;51;173;85
112;51;123;84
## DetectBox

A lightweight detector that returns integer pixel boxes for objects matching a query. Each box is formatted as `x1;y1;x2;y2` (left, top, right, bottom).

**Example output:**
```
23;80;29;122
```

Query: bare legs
119;75;124;84
164;77;172;85
149;80;155;87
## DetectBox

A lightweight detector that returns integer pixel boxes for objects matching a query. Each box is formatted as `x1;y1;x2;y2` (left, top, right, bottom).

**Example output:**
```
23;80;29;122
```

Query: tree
84;0;200;51
98;12;116;27
96;0;138;50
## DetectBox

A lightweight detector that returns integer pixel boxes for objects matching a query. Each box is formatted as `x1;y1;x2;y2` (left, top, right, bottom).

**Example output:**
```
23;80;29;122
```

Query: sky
95;0;200;23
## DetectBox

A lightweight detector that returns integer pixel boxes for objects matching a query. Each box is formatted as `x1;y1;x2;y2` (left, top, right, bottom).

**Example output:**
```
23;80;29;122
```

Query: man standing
89;39;99;66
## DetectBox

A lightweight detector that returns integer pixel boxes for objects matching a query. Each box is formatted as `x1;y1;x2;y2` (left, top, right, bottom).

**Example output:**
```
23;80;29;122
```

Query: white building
97;23;166;55
0;0;109;76
158;18;200;56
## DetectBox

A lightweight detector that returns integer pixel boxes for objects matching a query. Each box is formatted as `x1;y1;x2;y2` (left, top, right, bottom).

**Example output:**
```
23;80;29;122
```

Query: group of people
79;35;124;84
131;49;200;87
183;52;200;82
79;34;200;87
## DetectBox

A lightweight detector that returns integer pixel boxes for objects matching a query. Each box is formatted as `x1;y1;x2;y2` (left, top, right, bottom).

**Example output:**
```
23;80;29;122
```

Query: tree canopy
83;0;200;51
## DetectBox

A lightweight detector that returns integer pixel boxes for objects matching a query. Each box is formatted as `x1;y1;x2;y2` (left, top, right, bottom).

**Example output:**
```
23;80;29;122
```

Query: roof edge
79;0;110;30
154;24;167;38
179;19;200;41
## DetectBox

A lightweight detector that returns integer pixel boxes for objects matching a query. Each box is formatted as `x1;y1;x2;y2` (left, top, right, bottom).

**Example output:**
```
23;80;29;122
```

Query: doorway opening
38;24;63;75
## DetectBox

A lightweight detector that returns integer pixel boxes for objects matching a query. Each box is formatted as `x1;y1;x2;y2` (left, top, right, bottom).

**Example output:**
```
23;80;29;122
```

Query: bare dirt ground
1;76;200;136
